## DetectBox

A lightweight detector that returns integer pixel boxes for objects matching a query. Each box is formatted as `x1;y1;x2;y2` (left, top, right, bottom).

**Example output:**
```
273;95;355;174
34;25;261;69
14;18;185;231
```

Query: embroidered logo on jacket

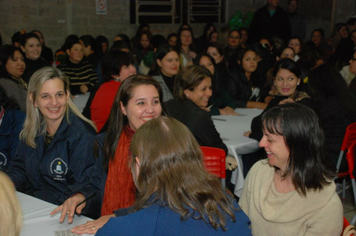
50;157;68;181
0;152;7;168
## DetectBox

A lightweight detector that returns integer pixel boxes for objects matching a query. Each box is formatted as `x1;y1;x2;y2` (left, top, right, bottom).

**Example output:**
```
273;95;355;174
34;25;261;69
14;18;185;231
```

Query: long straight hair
20;67;96;148
102;74;165;170
130;117;236;230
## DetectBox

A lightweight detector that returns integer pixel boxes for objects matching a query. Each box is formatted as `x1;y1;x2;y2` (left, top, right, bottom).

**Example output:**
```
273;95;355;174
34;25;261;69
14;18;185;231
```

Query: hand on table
243;131;252;137
226;155;237;171
50;193;86;223
219;107;239;116
71;214;115;234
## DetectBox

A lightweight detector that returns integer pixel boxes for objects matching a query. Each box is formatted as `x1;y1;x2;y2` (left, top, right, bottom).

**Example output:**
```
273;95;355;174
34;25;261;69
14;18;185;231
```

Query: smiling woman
165;65;229;155
20;33;51;83
70;75;164;234
0;45;27;112
239;103;343;235
6;67;100;221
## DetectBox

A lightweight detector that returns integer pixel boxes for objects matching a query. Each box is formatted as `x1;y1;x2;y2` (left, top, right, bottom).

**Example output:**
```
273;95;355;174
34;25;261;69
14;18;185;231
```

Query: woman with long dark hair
240;103;343;235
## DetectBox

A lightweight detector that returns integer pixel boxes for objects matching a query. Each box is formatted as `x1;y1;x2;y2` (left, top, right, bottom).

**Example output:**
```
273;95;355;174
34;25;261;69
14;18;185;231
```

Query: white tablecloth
18;192;92;236
72;93;90;113
212;108;263;197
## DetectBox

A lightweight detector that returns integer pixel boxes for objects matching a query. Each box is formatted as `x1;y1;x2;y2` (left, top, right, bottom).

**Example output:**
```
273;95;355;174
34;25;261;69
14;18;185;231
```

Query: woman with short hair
239;103;343;235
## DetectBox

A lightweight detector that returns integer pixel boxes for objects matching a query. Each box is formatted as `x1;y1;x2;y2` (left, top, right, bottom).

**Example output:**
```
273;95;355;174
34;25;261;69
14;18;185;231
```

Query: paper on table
54;230;79;236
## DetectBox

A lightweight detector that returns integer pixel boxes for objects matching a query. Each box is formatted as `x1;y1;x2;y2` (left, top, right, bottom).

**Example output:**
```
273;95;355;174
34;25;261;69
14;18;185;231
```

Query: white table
18;192;92;236
72;93;90;113
212;108;263;197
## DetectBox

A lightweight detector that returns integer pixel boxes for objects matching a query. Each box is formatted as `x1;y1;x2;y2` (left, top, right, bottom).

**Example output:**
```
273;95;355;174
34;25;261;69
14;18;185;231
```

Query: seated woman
194;53;237;115
242;59;312;175
6;67;100;219
308;64;356;170
20;33;51;83
0;45;27;112
0;85;25;171
288;36;303;62
165;65;237;171
0;171;22;236
239;103;343;235
177;28;196;67
224;30;241;68
226;47;267;109
70;75;164;234
246;58;312;142
57;40;98;95
149;44;180;102
96;116;252;235
90;51;136;132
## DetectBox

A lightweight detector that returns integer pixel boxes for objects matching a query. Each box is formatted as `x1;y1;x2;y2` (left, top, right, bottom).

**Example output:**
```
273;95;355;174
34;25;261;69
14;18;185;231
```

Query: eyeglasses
351;58;356;61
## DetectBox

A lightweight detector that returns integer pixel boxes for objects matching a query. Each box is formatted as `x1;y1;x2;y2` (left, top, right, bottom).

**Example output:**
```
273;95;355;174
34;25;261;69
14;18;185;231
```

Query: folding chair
200;146;226;190
335;122;356;200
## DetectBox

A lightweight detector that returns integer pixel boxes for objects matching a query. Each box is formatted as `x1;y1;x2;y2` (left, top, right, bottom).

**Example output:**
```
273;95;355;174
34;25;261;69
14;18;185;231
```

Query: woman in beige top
239;103;343;236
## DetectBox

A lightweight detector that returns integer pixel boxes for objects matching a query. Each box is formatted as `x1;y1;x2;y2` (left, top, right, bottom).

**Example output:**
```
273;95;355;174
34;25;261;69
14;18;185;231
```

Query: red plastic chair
336;122;356;200
200;146;226;190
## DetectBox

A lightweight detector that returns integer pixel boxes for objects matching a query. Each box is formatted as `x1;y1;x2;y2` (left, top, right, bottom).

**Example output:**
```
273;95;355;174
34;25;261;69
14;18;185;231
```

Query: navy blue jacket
97;197;252;236
7;111;100;217
0;109;25;171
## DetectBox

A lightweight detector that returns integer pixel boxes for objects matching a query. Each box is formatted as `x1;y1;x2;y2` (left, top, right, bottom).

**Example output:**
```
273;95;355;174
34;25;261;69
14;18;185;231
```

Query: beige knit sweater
239;160;343;236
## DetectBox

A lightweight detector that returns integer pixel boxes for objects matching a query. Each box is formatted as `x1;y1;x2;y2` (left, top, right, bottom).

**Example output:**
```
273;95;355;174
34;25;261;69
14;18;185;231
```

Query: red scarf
101;126;136;216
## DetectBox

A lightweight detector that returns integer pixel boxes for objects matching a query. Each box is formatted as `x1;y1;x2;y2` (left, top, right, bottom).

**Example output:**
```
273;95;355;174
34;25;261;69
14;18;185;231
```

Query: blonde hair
0;172;22;236
20;67;96;147
130;116;236;230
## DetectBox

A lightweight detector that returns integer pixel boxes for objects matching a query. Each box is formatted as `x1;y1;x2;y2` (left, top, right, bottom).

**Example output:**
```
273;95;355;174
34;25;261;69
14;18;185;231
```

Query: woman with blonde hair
0;172;22;236
7;66;100;221
96;116;252;235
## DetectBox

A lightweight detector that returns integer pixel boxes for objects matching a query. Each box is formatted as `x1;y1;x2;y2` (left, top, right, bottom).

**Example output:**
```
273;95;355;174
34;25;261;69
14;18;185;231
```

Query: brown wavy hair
130;116;237;230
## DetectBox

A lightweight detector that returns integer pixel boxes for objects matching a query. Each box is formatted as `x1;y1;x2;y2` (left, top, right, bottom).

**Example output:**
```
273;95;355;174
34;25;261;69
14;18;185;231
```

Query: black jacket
165;99;228;154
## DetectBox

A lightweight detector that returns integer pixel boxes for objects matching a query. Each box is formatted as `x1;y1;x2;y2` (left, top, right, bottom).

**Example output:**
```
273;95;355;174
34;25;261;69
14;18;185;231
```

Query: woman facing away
70;75;164;234
0;171;22;236
6;67;100;220
239;103;343;235
96;116;252;236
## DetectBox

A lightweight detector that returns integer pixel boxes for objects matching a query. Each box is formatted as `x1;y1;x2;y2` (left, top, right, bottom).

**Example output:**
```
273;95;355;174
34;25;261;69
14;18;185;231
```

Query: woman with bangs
96;116;252;235
239;103;343;235
0;45;27;112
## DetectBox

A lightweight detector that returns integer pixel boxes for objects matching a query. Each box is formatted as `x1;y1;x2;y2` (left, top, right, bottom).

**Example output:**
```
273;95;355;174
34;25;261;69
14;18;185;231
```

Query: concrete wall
0;0;355;51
